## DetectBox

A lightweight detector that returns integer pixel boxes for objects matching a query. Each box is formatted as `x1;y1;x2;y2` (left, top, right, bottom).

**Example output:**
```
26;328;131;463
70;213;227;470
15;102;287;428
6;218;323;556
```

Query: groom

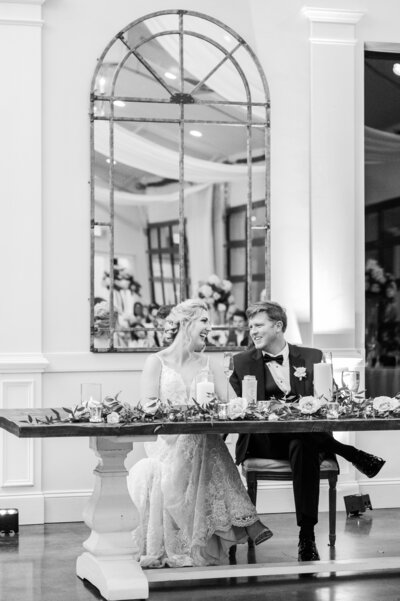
230;300;385;562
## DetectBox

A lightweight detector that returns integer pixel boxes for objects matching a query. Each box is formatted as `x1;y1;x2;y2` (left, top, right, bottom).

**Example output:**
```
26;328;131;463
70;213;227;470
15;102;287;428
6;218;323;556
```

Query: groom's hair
246;301;287;332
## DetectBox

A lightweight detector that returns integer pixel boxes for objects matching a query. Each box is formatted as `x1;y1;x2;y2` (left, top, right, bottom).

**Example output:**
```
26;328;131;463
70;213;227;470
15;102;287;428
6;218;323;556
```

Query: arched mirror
90;9;270;352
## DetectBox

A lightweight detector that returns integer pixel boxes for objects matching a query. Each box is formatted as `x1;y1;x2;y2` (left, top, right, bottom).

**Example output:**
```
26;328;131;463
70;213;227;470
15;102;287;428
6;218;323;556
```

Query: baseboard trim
5;480;400;525
0;492;44;524
43;490;92;523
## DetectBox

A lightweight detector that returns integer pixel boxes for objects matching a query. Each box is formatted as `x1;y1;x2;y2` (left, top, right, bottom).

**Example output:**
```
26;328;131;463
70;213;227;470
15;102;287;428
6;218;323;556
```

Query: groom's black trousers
246;432;356;527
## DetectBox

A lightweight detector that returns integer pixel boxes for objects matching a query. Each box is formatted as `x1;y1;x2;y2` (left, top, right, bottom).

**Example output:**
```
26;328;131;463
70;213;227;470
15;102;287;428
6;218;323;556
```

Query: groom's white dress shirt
262;342;291;396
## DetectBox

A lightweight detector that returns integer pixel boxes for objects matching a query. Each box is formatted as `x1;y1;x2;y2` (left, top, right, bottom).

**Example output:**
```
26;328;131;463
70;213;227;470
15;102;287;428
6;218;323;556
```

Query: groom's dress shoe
352;451;385;478
298;538;320;562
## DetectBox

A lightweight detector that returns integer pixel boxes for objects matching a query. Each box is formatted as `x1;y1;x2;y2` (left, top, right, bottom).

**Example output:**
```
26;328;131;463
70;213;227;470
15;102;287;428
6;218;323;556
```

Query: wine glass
341;370;361;403
223;352;234;402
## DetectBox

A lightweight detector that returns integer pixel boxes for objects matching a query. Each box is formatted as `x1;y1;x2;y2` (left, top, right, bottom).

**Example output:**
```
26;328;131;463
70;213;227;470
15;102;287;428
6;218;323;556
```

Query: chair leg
246;472;258;549
229;544;237;564
328;474;337;547
247;471;258;506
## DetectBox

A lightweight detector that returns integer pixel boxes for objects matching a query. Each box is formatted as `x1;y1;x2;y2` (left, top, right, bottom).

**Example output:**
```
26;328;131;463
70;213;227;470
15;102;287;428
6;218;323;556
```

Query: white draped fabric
95;182;211;205
95;121;265;184
365;126;400;164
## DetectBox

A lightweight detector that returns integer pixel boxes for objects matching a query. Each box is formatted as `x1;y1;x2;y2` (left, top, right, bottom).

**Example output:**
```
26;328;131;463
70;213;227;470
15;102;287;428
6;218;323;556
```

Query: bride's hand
160;434;179;445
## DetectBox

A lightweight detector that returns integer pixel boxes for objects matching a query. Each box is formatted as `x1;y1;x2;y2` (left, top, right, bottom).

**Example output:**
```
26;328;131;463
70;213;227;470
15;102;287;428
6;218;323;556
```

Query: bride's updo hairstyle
167;299;209;347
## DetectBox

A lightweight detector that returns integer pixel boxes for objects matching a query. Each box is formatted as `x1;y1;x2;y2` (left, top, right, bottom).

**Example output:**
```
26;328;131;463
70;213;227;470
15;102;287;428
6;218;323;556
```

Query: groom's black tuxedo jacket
230;343;323;465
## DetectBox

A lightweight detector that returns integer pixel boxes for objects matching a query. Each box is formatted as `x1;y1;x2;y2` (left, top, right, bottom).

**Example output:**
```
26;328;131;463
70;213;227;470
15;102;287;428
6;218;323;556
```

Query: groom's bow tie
263;353;284;365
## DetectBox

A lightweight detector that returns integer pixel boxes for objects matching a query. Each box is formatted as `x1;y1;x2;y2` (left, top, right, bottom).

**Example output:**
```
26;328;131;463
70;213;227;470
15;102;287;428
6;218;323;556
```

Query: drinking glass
341;370;361;403
223;352;234;402
217;401;229;420
326;401;340;419
81;383;102;405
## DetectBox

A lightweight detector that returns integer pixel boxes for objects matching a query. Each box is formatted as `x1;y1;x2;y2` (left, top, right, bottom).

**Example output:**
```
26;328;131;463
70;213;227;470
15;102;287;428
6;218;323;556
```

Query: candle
196;381;215;406
313;363;333;402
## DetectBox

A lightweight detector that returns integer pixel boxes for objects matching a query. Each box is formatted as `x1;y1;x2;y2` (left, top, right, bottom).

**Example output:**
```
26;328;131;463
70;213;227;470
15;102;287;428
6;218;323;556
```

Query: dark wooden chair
229;456;338;562
243;456;339;547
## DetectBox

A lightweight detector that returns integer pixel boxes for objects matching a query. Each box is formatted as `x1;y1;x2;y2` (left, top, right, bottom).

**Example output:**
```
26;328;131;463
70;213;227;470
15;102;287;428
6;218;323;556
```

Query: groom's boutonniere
293;366;307;381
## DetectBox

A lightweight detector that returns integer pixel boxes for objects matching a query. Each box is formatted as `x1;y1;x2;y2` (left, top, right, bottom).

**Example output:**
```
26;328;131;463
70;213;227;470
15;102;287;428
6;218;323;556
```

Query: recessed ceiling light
189;130;203;137
393;63;400;76
165;71;177;80
113;100;126;107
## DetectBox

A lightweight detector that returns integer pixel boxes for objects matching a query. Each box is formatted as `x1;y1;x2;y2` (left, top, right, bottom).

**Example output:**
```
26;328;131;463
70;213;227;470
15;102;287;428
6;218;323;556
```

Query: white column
303;7;364;350
0;0;45;357
0;0;47;523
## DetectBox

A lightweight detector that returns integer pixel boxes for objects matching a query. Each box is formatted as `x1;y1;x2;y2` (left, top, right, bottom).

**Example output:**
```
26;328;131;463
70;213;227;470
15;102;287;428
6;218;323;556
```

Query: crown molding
302;7;365;25
0;1;44;26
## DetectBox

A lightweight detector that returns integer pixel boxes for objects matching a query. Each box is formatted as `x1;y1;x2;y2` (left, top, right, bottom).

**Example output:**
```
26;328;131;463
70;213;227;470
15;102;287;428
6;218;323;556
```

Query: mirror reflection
365;49;400;395
91;10;270;351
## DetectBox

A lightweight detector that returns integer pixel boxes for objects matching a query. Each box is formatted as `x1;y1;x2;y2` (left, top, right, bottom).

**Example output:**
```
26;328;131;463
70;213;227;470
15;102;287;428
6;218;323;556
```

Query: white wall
2;0;400;523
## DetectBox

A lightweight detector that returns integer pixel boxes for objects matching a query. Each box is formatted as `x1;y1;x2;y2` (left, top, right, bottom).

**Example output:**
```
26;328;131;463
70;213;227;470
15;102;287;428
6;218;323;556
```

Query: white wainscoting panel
0;374;44;523
1;380;34;487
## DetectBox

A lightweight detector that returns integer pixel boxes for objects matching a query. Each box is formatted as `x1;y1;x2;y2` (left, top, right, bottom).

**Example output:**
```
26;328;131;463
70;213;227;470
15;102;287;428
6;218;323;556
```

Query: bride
128;299;272;568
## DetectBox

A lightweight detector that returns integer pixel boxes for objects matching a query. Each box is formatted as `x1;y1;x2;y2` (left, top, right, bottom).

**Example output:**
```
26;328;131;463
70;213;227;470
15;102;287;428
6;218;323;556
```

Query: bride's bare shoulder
143;352;163;371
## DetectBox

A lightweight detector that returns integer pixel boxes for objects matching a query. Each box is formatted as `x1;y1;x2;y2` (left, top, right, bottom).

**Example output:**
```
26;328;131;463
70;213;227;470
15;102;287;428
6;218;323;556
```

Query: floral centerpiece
365;259;398;366
197;274;236;324
20;386;400;428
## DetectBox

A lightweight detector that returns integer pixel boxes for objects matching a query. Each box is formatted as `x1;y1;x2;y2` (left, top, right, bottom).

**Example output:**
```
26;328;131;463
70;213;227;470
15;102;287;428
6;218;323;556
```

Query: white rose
106;411;120;424
366;258;377;271
142;398;160;415
228;397;248;419
373;396;396;413
199;283;213;298
299;396;321;415
208;274;221;286
222;279;232;292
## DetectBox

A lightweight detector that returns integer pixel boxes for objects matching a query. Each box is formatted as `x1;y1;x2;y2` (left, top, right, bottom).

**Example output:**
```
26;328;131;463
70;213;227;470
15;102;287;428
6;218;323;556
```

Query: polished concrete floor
2;509;400;601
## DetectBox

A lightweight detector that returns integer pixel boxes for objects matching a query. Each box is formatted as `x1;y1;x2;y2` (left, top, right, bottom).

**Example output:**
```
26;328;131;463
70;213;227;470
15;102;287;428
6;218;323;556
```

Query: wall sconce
0;508;19;535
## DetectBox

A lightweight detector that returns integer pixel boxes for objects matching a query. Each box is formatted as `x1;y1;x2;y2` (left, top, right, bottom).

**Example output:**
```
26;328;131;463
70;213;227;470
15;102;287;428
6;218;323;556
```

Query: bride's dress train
128;357;266;567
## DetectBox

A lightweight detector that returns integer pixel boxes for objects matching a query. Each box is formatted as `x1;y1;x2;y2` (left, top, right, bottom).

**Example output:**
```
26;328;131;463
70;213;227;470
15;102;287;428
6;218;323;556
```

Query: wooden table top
1;408;400;438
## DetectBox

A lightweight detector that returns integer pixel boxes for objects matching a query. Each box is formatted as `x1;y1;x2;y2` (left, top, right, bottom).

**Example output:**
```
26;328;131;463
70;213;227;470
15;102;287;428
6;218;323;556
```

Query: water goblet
341;370;361;403
223;352;234;402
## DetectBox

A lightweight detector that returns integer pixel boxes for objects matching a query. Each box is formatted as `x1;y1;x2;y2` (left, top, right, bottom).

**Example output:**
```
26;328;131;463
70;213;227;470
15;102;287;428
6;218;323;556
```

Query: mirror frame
90;9;271;352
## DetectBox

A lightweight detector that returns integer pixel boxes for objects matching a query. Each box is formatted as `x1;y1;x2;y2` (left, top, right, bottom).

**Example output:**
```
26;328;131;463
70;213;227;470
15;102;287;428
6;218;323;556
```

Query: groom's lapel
288;344;307;398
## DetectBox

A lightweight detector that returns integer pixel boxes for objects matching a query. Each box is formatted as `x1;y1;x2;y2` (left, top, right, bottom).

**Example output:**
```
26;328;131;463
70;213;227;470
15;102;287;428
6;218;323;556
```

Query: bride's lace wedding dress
127;356;260;567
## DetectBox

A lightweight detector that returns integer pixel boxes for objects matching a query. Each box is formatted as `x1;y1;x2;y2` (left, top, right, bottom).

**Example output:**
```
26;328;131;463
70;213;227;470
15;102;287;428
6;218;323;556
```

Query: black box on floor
344;494;372;517
0;509;19;534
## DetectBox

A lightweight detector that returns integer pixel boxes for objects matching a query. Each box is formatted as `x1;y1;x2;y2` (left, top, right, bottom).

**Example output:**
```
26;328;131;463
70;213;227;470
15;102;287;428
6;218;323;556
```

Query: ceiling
93;17;267;193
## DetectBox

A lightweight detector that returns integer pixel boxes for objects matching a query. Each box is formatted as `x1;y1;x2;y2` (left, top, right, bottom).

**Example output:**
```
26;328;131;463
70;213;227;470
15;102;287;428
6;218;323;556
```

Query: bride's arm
140;354;162;400
140;353;179;445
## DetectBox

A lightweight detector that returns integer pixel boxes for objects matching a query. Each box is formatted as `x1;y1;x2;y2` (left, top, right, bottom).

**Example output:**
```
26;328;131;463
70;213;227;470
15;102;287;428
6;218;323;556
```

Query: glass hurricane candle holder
326;401;339;420
217;401;229;420
89;403;103;423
